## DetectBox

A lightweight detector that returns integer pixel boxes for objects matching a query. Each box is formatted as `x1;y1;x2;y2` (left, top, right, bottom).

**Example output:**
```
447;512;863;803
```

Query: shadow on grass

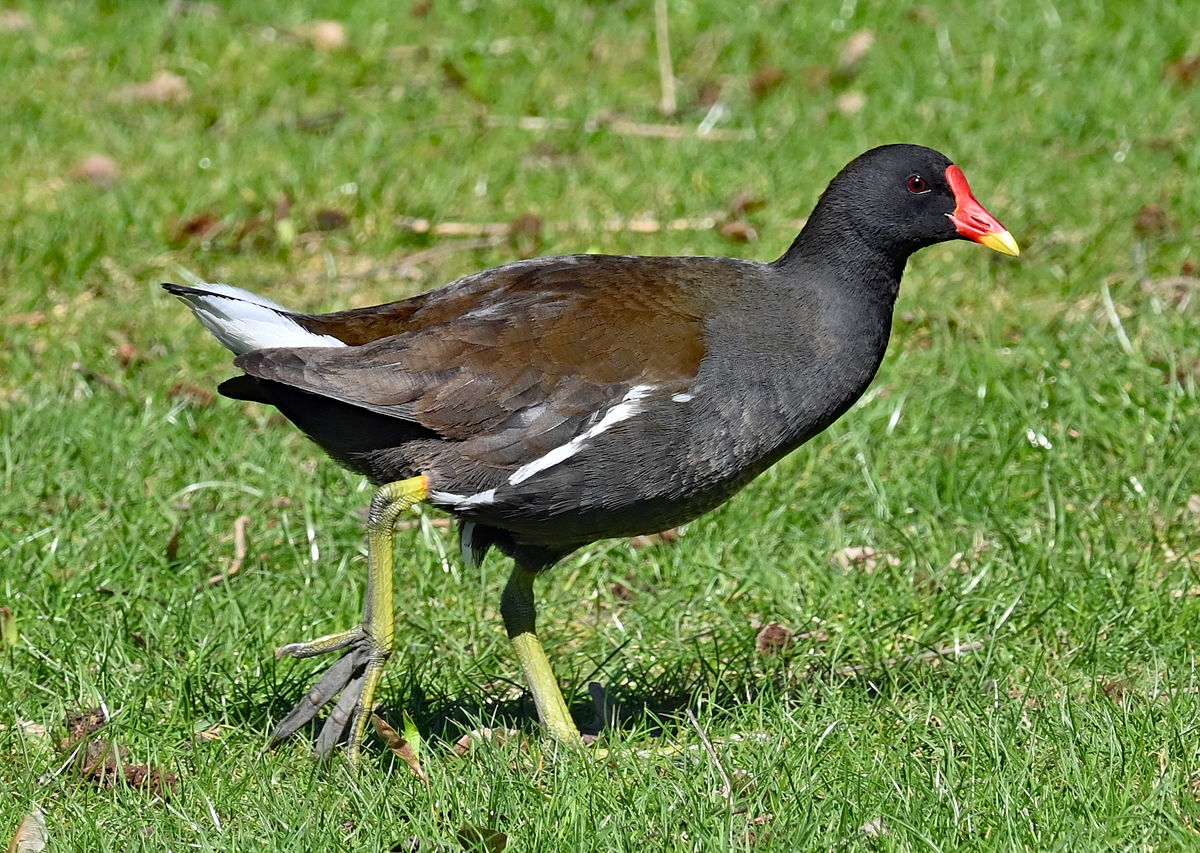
197;630;984;758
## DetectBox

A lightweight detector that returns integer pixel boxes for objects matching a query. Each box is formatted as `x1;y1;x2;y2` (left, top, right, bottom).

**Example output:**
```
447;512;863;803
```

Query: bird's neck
774;212;908;306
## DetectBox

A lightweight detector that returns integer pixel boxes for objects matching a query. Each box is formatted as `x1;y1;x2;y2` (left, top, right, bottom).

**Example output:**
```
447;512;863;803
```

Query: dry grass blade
204;515;249;588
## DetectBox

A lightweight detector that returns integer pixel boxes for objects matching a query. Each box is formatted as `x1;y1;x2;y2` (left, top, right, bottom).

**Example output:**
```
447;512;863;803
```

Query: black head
783;144;1018;264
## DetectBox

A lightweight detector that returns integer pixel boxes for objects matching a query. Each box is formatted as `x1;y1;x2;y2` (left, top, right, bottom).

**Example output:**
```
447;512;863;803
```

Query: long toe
269;632;388;762
269;649;361;746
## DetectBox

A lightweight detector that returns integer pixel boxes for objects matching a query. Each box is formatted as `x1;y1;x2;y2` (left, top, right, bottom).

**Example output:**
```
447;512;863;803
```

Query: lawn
2;0;1200;849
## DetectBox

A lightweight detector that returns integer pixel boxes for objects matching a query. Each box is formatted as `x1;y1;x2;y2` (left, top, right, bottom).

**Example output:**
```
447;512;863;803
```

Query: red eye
907;175;929;194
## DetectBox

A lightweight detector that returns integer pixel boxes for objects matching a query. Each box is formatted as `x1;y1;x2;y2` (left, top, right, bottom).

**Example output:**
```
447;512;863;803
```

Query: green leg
500;563;581;744
270;476;427;763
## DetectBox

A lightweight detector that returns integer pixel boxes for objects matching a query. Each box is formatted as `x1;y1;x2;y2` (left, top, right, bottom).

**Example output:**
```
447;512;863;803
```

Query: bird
165;143;1019;762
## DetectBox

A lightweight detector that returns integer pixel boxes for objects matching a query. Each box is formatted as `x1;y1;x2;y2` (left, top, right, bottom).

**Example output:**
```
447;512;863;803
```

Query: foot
269;626;390;761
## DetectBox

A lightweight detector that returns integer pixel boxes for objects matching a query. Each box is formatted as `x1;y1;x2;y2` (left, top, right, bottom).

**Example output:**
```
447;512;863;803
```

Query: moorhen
166;144;1018;761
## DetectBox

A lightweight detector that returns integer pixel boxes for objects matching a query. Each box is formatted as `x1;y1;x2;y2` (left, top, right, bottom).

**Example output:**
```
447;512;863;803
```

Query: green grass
3;0;1200;849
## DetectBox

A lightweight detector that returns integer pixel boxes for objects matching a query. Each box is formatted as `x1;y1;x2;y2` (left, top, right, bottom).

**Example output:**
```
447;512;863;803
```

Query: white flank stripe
671;392;694;403
508;385;654;486
177;282;346;355
430;488;498;509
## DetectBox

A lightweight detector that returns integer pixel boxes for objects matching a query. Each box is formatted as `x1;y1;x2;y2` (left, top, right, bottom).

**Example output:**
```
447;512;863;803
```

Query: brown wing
233;255;714;467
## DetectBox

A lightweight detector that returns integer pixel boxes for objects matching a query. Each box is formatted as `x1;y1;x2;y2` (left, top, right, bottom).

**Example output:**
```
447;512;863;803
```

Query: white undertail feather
174;282;346;355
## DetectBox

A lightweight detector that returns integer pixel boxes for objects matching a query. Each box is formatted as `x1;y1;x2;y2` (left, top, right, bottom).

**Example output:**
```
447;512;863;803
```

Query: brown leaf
728;191;766;218
719;220;758;242
114;70;190;104
372;714;427;782
1164;55;1200;87
628;528;680;549
170;212;222;244
114;343;140;368
71;155;119;189
694;79;723;108
906;5;939;26
411;0;432;16
609;580;636;602
315;208;350;230
7;808;47;853
6;312;45;328
451;727;521;757
442;60;470;90
168;382;215;407
749;66;785;100
509;212;543;257
1134;203;1169;238
755;621;794;656
831;546;899;573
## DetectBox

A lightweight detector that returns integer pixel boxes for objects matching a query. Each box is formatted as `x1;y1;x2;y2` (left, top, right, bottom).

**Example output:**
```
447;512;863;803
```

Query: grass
2;0;1200;849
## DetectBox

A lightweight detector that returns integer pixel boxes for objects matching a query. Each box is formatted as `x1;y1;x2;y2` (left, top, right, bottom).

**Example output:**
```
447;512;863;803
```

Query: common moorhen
166;144;1018;760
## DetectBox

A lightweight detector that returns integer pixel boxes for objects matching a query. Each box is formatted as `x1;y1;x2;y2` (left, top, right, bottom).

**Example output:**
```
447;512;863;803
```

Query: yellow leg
270;476;427;763
500;564;582;744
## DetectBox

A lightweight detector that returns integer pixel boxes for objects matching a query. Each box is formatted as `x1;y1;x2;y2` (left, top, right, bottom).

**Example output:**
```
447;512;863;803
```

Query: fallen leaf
0;9;32;32
628;528;680;549
411;0;432;17
836;30;874;77
1164;54;1200;87
71;155;119;189
749;66;785;100
170;212;222;244
372;714;427;782
6;807;47;853
728;191;766;218
906;5;939;26
694;79;723;108
1187;495;1200;514
6;312;45;328
315;208;349;230
831;545;899;573
609;580;636;601
719;220;758;242
114;70;190;104
834;91;867;116
114;343;140;368
452;727;521;757
168;382;215;407
1134;203;1169;238
755;621;794;655
298;20;346;51
508;212;542;257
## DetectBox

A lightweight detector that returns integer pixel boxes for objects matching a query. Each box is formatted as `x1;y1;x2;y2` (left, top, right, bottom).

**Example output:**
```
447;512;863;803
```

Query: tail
163;282;346;355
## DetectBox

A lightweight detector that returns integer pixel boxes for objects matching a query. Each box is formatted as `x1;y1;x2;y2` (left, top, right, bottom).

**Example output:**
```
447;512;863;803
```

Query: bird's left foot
269;626;390;762
268;477;428;763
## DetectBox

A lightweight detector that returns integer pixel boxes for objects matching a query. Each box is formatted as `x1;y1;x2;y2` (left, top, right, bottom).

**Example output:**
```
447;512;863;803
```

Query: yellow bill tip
977;229;1020;257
